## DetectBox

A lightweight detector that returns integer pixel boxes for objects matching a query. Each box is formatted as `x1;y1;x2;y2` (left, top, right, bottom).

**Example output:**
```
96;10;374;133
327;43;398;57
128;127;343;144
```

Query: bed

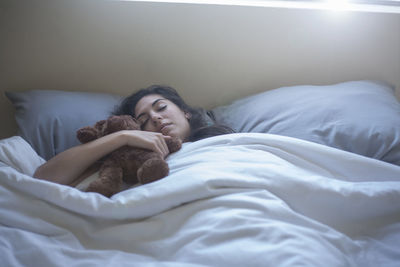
1;80;400;266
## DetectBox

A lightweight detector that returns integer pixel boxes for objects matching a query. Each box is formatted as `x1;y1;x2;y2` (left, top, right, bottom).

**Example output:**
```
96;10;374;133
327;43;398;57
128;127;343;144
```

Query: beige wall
1;0;399;139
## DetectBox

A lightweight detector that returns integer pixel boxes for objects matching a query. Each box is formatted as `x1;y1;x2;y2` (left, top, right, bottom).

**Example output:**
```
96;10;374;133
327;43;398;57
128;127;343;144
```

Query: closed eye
138;116;149;129
138;104;166;129
158;105;166;111
140;119;149;129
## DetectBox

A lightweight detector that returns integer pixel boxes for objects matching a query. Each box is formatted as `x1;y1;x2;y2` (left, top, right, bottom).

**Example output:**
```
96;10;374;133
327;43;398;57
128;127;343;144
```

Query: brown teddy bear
76;115;182;197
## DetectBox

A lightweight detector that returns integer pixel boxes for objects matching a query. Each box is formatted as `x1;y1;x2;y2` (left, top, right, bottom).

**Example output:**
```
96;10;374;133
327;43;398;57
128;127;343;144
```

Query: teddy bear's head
77;115;140;143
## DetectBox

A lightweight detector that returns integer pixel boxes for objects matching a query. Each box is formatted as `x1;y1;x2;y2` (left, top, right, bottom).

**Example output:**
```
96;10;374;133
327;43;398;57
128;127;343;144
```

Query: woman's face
134;94;191;141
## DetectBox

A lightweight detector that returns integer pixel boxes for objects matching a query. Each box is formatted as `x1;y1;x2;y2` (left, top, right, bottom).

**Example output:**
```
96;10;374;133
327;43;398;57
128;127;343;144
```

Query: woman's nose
150;112;162;123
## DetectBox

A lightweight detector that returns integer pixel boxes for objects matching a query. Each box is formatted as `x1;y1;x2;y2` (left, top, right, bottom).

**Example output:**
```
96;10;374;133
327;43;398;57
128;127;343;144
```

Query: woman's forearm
33;131;127;185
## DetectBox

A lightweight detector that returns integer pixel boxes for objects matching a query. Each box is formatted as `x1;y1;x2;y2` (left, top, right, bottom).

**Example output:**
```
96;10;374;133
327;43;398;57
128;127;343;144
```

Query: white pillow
6;90;122;160
212;80;400;166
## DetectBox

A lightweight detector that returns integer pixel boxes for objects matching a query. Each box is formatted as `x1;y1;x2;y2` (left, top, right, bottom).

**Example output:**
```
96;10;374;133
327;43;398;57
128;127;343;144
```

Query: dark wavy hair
113;85;234;142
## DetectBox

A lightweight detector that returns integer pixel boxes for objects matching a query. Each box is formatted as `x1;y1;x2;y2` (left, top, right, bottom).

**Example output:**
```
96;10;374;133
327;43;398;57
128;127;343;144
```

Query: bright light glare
324;0;351;11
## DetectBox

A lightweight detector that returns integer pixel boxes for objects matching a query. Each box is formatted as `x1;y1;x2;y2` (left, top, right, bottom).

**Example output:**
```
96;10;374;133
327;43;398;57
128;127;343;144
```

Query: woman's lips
160;123;172;135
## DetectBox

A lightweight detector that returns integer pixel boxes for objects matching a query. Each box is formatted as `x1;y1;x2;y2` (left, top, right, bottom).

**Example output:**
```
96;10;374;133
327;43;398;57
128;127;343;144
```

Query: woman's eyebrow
136;98;165;119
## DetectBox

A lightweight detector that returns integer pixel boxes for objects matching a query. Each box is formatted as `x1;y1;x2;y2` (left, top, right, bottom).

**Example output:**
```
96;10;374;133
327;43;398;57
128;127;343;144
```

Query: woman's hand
33;129;172;185
121;130;172;158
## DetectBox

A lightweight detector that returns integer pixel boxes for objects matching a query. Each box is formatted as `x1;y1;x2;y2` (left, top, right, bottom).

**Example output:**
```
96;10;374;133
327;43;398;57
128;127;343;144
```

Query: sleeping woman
33;85;234;186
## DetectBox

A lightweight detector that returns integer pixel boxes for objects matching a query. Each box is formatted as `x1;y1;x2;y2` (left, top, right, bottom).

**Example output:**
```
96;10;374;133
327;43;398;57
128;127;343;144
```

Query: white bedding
1;133;400;266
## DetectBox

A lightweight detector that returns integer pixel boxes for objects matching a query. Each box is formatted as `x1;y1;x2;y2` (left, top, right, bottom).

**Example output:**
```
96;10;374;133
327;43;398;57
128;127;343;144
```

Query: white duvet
0;133;399;267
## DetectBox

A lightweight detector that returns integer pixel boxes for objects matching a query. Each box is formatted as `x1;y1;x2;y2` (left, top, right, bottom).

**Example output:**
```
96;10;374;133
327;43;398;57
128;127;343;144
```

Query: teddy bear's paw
86;180;120;198
166;137;182;153
137;158;169;184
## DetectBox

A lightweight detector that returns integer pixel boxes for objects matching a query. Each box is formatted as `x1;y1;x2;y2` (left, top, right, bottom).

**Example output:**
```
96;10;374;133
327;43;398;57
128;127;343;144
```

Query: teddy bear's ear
103;115;140;135
94;120;107;130
121;115;140;130
76;126;99;144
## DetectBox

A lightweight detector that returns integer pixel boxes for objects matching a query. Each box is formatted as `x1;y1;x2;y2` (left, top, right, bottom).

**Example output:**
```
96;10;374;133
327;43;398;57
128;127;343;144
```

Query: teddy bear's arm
76;126;99;144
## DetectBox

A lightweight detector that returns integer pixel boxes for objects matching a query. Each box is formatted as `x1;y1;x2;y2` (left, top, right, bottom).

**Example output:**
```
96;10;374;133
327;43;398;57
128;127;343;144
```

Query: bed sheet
1;133;400;266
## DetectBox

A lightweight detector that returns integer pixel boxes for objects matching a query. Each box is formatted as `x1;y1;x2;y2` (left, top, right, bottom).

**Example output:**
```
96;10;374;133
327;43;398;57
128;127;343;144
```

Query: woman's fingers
145;132;168;157
124;130;171;158
154;134;169;157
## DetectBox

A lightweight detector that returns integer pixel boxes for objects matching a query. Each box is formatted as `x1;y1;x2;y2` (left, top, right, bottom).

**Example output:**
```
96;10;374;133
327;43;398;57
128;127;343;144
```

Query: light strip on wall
116;0;400;13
